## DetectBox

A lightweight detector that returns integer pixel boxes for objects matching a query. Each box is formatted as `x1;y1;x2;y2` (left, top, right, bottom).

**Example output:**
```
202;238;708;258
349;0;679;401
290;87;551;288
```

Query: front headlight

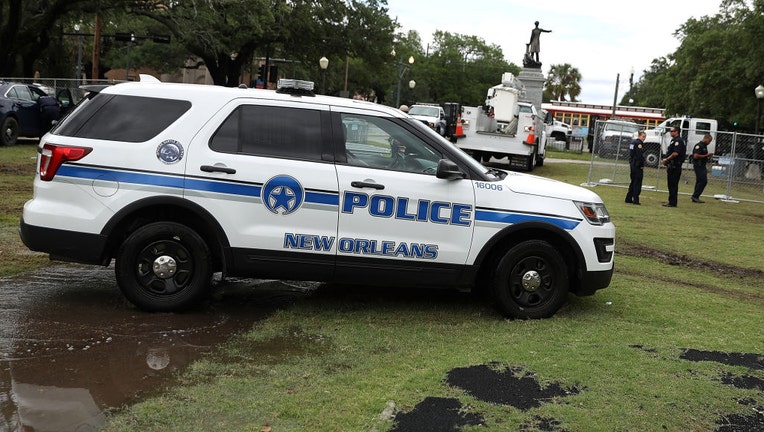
574;201;610;225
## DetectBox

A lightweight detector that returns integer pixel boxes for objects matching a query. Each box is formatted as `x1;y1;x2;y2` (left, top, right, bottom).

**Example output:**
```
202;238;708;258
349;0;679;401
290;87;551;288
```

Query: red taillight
38;143;93;181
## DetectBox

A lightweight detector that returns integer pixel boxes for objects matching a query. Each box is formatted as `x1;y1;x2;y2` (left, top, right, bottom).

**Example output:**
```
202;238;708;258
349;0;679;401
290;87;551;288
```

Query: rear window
54;94;191;142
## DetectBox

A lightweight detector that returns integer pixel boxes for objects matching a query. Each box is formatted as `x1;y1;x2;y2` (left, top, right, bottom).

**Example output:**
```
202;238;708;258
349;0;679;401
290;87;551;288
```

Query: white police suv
20;76;614;319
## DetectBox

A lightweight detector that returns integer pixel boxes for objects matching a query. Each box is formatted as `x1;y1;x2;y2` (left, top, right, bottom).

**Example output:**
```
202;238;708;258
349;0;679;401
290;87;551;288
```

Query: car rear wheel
492;240;569;319
115;222;212;312
1;117;19;146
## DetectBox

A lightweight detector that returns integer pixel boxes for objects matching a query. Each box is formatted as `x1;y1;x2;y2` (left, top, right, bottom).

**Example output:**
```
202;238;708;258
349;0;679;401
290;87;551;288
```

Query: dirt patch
720;372;764;391
389;397;485;432
445;363;581;409
617;243;764;306
678;349;764;431
715;405;764;432
680;349;764;371
389;364;579;431
617;242;764;283
521;416;572;432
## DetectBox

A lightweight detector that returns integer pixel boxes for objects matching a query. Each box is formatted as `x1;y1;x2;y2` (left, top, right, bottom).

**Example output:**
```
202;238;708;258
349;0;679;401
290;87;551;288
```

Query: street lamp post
125;32;135;81
408;80;416;105
394;54;414;108
319;57;329;94
755;84;764;135
74;24;83;85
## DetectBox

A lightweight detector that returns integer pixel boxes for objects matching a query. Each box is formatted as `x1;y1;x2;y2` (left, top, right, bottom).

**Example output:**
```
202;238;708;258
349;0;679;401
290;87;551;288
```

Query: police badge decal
156;139;184;164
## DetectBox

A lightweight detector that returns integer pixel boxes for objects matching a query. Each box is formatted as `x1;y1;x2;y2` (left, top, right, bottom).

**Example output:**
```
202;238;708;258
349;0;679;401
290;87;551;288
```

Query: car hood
501;171;602;203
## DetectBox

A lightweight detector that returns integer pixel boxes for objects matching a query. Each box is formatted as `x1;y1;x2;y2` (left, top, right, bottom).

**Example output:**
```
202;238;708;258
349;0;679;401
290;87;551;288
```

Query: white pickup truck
643;117;717;167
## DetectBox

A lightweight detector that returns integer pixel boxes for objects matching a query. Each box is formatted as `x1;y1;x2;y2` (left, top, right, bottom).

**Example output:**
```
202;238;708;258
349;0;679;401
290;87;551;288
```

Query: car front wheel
1;117;19;146
492;240;569;319
115;222;212;312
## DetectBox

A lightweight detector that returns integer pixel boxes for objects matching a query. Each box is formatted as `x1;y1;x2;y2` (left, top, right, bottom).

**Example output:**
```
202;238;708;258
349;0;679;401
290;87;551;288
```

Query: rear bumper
19;217;109;265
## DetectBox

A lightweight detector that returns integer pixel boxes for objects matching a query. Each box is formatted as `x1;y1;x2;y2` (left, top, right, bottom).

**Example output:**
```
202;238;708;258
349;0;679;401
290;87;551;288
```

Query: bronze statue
523;21;551;68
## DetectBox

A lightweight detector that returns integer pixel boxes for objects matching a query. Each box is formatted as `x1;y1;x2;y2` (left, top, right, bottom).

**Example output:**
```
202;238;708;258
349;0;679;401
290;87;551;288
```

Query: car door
184;99;339;280
333;110;476;286
7;85;41;134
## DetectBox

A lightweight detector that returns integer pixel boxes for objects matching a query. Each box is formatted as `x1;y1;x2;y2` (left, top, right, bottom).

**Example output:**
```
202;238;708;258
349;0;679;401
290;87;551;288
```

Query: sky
385;0;724;105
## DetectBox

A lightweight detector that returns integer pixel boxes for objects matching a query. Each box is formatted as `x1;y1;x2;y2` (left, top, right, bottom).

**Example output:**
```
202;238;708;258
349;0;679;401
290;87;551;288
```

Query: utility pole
92;14;101;83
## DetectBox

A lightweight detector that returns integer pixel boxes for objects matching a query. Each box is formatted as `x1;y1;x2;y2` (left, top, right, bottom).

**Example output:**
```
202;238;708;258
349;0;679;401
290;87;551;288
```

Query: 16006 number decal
475;182;503;191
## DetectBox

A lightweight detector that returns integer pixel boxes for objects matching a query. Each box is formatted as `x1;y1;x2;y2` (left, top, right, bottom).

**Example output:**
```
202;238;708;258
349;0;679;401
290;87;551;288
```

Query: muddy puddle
0;264;317;432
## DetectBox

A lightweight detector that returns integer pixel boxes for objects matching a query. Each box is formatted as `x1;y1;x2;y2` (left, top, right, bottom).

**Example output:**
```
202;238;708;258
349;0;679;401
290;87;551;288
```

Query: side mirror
436;159;466;180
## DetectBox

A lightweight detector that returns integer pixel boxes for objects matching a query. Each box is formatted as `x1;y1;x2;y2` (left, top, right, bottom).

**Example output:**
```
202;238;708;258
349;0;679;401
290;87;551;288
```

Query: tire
492;240;569;319
115;222;212;312
535;154;545;167
644;144;661;167
1;117;19;146
525;149;536;171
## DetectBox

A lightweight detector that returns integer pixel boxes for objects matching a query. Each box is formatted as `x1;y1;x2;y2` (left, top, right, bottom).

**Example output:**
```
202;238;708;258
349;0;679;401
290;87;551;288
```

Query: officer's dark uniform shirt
668;136;686;169
629;138;645;168
692;140;709;167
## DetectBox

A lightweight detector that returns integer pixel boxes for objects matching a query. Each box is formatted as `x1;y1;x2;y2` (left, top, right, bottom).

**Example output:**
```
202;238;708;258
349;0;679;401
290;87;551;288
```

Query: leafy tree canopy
627;0;764;130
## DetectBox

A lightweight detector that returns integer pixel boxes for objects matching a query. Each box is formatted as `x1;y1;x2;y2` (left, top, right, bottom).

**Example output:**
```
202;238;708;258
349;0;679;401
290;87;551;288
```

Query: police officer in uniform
661;127;687;207
690;134;714;203
625;131;647;205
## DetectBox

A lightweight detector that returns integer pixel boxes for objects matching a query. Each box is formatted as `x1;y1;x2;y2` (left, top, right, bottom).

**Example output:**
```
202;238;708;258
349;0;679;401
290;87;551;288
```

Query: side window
341;113;442;174
695;122;711;132
54;94;191;142
210;105;323;161
10;85;33;101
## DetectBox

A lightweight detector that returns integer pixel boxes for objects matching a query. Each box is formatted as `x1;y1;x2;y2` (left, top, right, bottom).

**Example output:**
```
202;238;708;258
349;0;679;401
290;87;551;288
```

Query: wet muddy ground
1;253;762;431
0;264;316;432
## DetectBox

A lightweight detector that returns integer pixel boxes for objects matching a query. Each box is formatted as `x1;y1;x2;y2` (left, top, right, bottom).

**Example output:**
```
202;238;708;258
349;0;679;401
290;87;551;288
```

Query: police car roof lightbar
276;79;316;97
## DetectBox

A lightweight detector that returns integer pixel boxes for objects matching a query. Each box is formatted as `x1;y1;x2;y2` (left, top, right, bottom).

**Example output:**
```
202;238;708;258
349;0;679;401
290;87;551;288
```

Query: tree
544;63;582;102
0;0;106;77
419;31;516;106
300;0;396;100
629;0;764;130
129;0;396;88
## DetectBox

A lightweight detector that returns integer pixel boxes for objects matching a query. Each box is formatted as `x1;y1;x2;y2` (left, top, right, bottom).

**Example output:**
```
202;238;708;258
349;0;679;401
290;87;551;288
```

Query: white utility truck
642;117;718;167
455;73;546;171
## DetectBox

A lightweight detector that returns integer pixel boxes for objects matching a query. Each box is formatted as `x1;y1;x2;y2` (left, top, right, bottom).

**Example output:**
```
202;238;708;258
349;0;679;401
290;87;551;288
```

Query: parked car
596;120;640;159
20;76;614;319
408;104;447;136
55;87;90;117
1;81;61;146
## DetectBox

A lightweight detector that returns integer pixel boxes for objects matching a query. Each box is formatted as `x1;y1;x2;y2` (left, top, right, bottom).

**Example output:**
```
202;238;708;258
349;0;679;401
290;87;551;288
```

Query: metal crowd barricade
584;121;764;204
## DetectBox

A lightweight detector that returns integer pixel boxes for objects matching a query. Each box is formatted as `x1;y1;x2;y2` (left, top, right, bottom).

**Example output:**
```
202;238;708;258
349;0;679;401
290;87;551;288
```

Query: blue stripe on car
475;209;580;230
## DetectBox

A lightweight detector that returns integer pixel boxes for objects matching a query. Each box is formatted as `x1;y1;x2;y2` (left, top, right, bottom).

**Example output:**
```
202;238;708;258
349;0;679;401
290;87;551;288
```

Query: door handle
351;181;384;190
200;165;236;174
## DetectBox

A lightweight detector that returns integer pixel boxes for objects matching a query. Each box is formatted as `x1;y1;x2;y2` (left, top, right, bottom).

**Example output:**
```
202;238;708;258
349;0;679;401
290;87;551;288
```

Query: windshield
408;106;439;117
604;123;639;133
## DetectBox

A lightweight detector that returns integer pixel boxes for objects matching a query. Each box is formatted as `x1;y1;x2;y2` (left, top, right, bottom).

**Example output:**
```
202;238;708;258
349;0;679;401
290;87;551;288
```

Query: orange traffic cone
454;117;465;138
525;128;535;144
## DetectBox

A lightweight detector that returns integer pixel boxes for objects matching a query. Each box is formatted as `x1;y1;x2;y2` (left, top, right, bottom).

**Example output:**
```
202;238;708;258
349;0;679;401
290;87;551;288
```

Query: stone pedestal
518;67;545;113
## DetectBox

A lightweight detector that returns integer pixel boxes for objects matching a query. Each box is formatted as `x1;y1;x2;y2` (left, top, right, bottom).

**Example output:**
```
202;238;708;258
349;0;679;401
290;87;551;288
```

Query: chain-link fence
585;120;764;204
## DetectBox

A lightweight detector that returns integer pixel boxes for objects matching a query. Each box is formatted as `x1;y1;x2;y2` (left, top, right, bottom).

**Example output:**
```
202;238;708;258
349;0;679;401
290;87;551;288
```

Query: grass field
2;143;762;431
